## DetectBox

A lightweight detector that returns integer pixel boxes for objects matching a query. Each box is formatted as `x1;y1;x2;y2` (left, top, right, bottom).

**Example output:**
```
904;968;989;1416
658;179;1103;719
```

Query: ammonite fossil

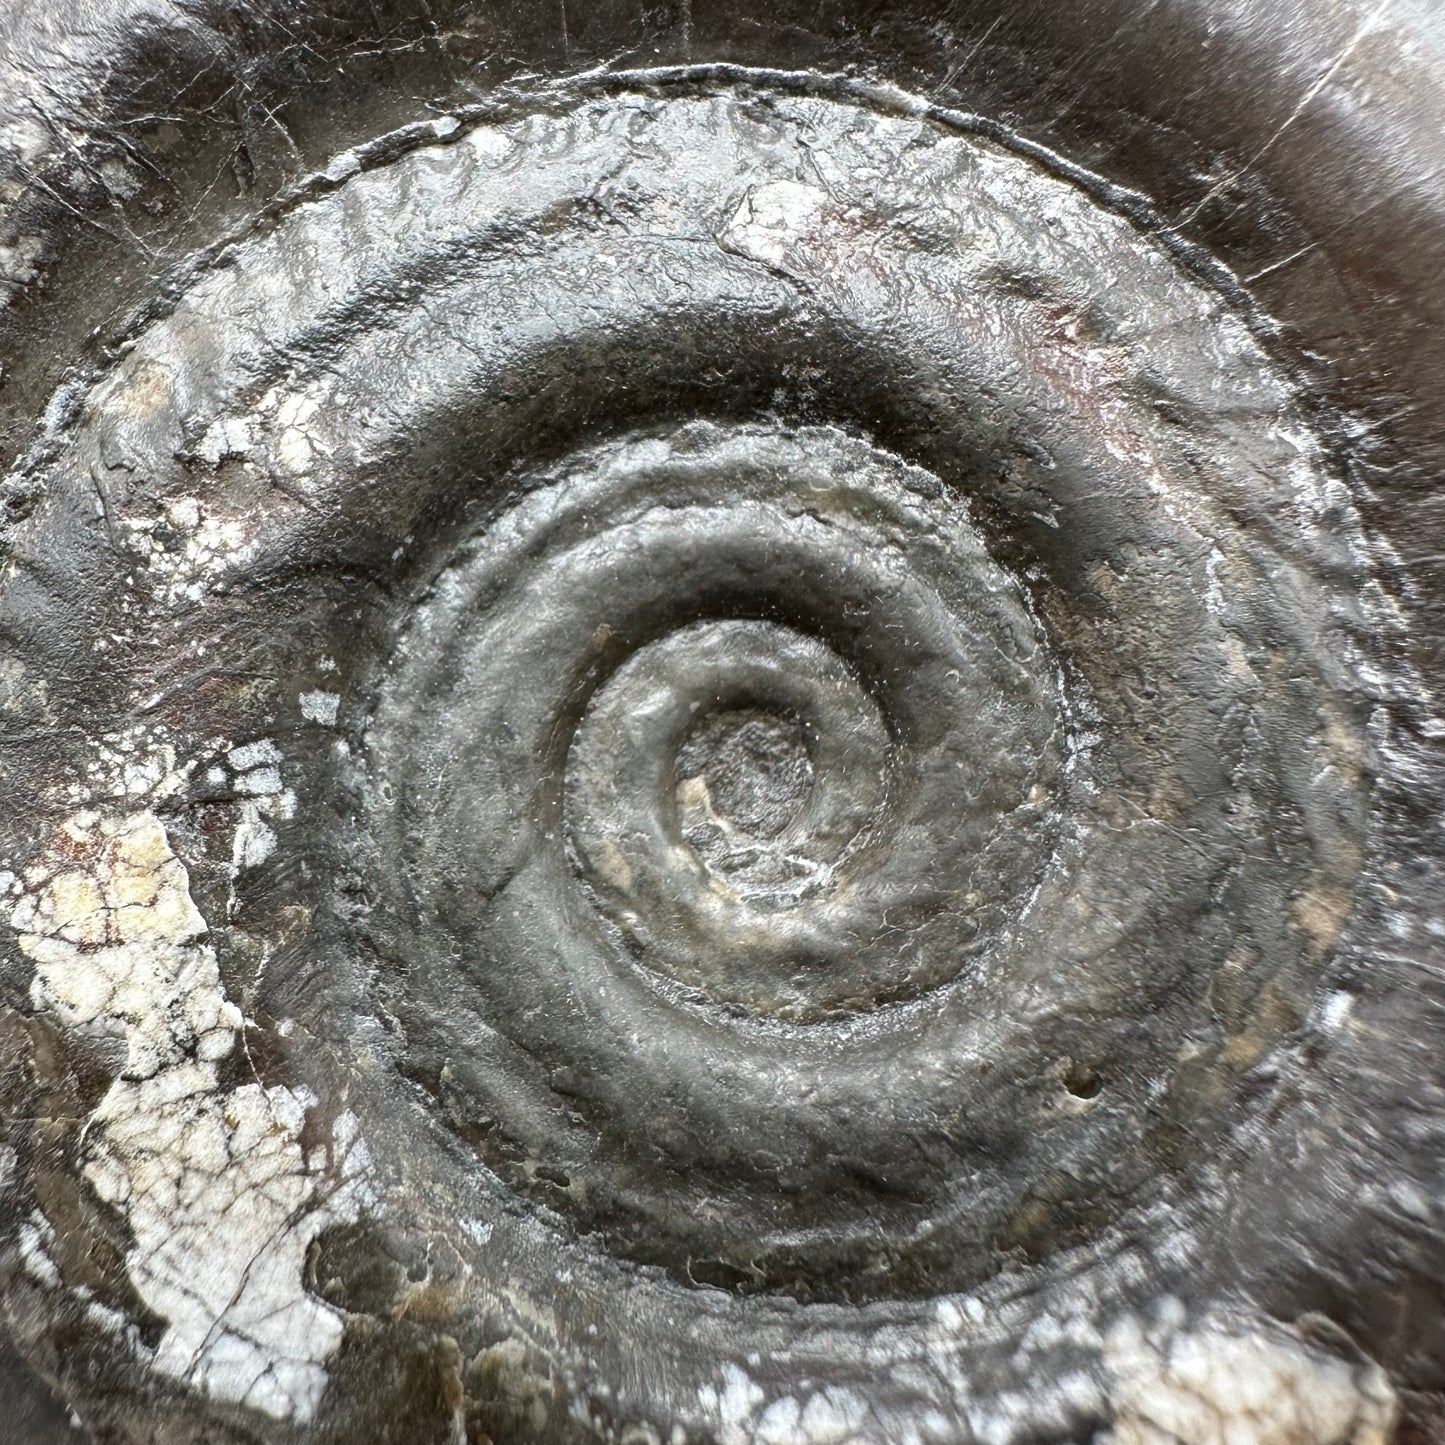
1;2;1442;1442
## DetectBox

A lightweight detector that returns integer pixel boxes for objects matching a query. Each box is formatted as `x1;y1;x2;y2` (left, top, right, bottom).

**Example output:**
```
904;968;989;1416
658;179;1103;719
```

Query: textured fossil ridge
0;1;1443;1442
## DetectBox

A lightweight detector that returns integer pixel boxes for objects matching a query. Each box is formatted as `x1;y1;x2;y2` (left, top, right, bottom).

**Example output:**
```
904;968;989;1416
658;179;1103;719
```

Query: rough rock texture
0;2;1442;1442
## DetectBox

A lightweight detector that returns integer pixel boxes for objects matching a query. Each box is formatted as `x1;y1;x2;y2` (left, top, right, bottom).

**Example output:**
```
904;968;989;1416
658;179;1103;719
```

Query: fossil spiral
1;6;1442;1444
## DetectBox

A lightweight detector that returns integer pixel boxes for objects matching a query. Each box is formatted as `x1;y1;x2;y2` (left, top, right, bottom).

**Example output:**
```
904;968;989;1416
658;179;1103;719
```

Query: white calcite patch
224;738;297;891
123;495;259;606
7;810;370;1422
197;416;254;467
720;181;831;271
266;387;327;478
0;232;43;302
17;1209;62;1288
684;1306;1395;1445
755;1388;869;1445
698;1369;872;1445
300;690;341;726
60;724;193;810
699;1365;766;1445
1103;1315;1397;1445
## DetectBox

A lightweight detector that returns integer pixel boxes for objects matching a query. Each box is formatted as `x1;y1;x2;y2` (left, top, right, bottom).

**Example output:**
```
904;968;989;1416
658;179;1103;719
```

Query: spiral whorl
0;70;1402;1441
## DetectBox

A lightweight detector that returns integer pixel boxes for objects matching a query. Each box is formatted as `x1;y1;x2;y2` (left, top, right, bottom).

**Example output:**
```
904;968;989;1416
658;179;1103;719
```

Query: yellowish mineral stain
7;810;370;1423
